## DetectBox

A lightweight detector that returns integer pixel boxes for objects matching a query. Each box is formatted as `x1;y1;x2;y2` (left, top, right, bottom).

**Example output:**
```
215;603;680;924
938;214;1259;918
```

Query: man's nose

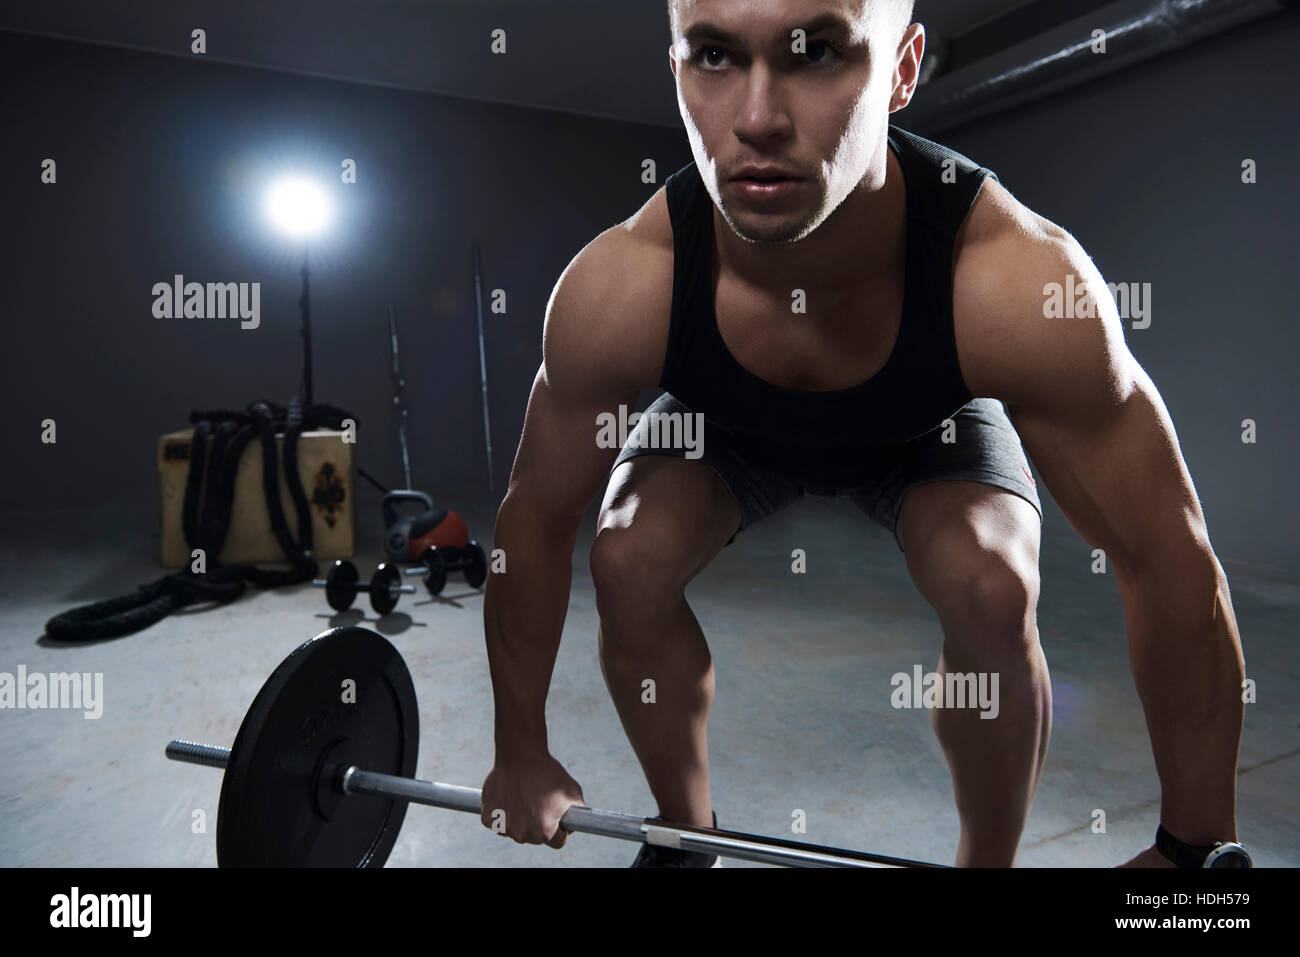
733;64;794;143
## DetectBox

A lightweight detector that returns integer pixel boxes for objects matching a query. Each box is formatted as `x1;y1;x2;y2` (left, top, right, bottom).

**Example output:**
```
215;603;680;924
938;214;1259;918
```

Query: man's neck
713;143;905;298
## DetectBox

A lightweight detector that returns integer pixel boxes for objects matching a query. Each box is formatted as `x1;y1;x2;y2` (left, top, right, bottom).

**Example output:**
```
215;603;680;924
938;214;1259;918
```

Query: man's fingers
545;798;585;849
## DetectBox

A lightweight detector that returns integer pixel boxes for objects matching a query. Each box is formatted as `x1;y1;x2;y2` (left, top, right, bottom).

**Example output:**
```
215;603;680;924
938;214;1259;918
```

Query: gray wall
939;14;1299;573
4;13;1297;574
0;31;689;510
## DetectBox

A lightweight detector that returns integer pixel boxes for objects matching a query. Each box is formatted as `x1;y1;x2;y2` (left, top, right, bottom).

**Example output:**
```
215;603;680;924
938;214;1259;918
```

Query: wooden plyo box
158;428;355;568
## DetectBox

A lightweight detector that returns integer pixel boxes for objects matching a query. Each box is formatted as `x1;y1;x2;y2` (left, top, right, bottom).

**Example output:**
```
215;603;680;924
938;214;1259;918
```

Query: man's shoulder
565;187;675;305
543;189;676;390
620;182;678;251
955;175;1067;256
951;178;1111;402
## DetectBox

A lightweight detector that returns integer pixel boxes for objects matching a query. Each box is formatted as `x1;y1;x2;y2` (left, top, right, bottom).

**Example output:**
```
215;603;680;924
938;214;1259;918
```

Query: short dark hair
668;0;916;42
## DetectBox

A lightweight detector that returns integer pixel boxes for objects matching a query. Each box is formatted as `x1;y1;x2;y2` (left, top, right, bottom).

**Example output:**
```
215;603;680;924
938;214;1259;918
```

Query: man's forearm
1118;548;1246;844
483;499;582;760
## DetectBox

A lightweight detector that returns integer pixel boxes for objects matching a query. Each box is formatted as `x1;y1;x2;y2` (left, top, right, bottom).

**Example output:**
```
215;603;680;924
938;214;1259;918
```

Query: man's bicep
503;223;664;530
971;227;1213;577
1009;361;1211;579
507;364;637;533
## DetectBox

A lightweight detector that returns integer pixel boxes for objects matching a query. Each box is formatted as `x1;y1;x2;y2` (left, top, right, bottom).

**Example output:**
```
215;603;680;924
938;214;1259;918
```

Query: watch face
1204;843;1252;868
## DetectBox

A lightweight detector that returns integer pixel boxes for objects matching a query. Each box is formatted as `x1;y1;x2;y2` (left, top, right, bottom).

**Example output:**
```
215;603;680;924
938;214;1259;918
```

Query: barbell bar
164;627;1251;868
164;626;946;868
165;738;941;868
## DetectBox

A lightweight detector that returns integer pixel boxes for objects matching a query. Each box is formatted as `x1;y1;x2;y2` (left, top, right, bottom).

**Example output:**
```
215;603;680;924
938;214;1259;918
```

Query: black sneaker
630;812;723;868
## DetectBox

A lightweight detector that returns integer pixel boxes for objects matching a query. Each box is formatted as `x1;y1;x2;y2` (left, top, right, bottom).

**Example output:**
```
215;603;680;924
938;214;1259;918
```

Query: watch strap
1155;824;1220;868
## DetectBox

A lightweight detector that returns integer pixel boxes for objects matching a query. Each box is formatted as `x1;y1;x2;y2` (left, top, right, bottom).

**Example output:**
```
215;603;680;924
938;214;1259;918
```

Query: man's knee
589;521;689;603
961;559;1038;636
917;538;1040;654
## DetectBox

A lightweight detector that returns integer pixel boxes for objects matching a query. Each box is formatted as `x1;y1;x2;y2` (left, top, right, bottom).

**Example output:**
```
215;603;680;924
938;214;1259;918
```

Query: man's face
669;0;914;244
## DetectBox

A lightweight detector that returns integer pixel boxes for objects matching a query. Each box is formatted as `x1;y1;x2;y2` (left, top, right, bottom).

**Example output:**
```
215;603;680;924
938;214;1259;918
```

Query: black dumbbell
405;542;488;596
313;560;416;615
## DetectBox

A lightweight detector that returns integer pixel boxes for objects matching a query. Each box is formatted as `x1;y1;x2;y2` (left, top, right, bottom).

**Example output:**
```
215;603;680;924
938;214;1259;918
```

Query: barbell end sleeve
165;740;231;770
340;767;484;815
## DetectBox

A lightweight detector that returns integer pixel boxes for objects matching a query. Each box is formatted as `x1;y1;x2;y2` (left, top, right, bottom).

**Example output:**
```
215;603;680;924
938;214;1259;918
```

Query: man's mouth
732;168;801;182
731;175;803;201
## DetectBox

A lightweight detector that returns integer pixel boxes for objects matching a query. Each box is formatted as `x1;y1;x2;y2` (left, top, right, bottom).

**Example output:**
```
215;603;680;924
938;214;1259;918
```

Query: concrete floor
1;488;1295;867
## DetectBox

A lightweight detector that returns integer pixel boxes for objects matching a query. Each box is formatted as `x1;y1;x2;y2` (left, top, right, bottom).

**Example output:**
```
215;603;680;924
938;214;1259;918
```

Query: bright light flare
266;177;330;237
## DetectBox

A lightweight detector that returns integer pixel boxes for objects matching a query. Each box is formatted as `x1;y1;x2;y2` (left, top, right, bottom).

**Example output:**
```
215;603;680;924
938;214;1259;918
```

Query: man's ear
890;23;926;113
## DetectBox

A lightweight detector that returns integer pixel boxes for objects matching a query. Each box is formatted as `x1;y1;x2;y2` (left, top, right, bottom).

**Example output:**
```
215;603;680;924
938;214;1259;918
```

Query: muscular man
479;0;1246;867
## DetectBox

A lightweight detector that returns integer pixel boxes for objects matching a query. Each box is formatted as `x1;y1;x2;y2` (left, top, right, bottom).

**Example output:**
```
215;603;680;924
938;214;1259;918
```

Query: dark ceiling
0;0;1028;128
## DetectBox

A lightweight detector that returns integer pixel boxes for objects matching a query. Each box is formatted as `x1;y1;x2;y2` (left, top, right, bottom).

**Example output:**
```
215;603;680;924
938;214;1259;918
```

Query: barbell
165;626;945;868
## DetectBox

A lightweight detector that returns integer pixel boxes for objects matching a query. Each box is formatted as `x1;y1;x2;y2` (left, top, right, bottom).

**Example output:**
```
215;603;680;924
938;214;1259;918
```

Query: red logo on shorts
1022;465;1036;488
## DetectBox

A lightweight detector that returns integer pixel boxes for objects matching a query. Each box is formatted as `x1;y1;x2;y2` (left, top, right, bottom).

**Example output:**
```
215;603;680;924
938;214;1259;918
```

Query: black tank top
658;126;997;488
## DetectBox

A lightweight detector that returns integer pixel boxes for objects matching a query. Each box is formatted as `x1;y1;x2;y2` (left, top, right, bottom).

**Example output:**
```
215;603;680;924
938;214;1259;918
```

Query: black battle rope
44;399;355;642
180;418;211;548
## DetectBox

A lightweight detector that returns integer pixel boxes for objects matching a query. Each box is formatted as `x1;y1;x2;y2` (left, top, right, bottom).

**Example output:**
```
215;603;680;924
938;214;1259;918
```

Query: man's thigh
890;479;1043;664
849;397;1043;553
892;400;1044;630
597;454;742;586
608;391;803;548
895;479;1042;602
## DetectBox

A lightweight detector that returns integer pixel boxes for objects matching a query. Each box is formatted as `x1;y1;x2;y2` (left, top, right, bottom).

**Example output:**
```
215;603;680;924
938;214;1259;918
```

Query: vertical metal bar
472;240;495;494
300;248;314;406
388;304;413;491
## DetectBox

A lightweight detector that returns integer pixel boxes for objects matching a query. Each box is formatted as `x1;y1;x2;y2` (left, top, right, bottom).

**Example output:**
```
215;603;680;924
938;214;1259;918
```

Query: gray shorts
610;392;1043;551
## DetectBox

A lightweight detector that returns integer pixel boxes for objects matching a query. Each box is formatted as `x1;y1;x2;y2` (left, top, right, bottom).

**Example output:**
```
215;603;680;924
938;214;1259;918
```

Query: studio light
266;177;330;238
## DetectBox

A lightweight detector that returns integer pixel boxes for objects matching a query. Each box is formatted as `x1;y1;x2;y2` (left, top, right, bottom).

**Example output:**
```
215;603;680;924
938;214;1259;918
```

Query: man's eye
690;41;839;69
802;40;841;64
695;46;730;68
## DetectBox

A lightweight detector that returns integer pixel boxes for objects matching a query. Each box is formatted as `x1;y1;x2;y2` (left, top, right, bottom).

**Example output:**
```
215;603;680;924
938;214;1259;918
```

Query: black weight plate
325;560;359;611
463;541;487;589
217;626;418;867
370;563;401;616
422;549;447;597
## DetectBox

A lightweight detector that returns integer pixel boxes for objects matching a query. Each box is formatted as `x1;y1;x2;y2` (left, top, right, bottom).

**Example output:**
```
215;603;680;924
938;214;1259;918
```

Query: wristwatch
1156;825;1252;868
